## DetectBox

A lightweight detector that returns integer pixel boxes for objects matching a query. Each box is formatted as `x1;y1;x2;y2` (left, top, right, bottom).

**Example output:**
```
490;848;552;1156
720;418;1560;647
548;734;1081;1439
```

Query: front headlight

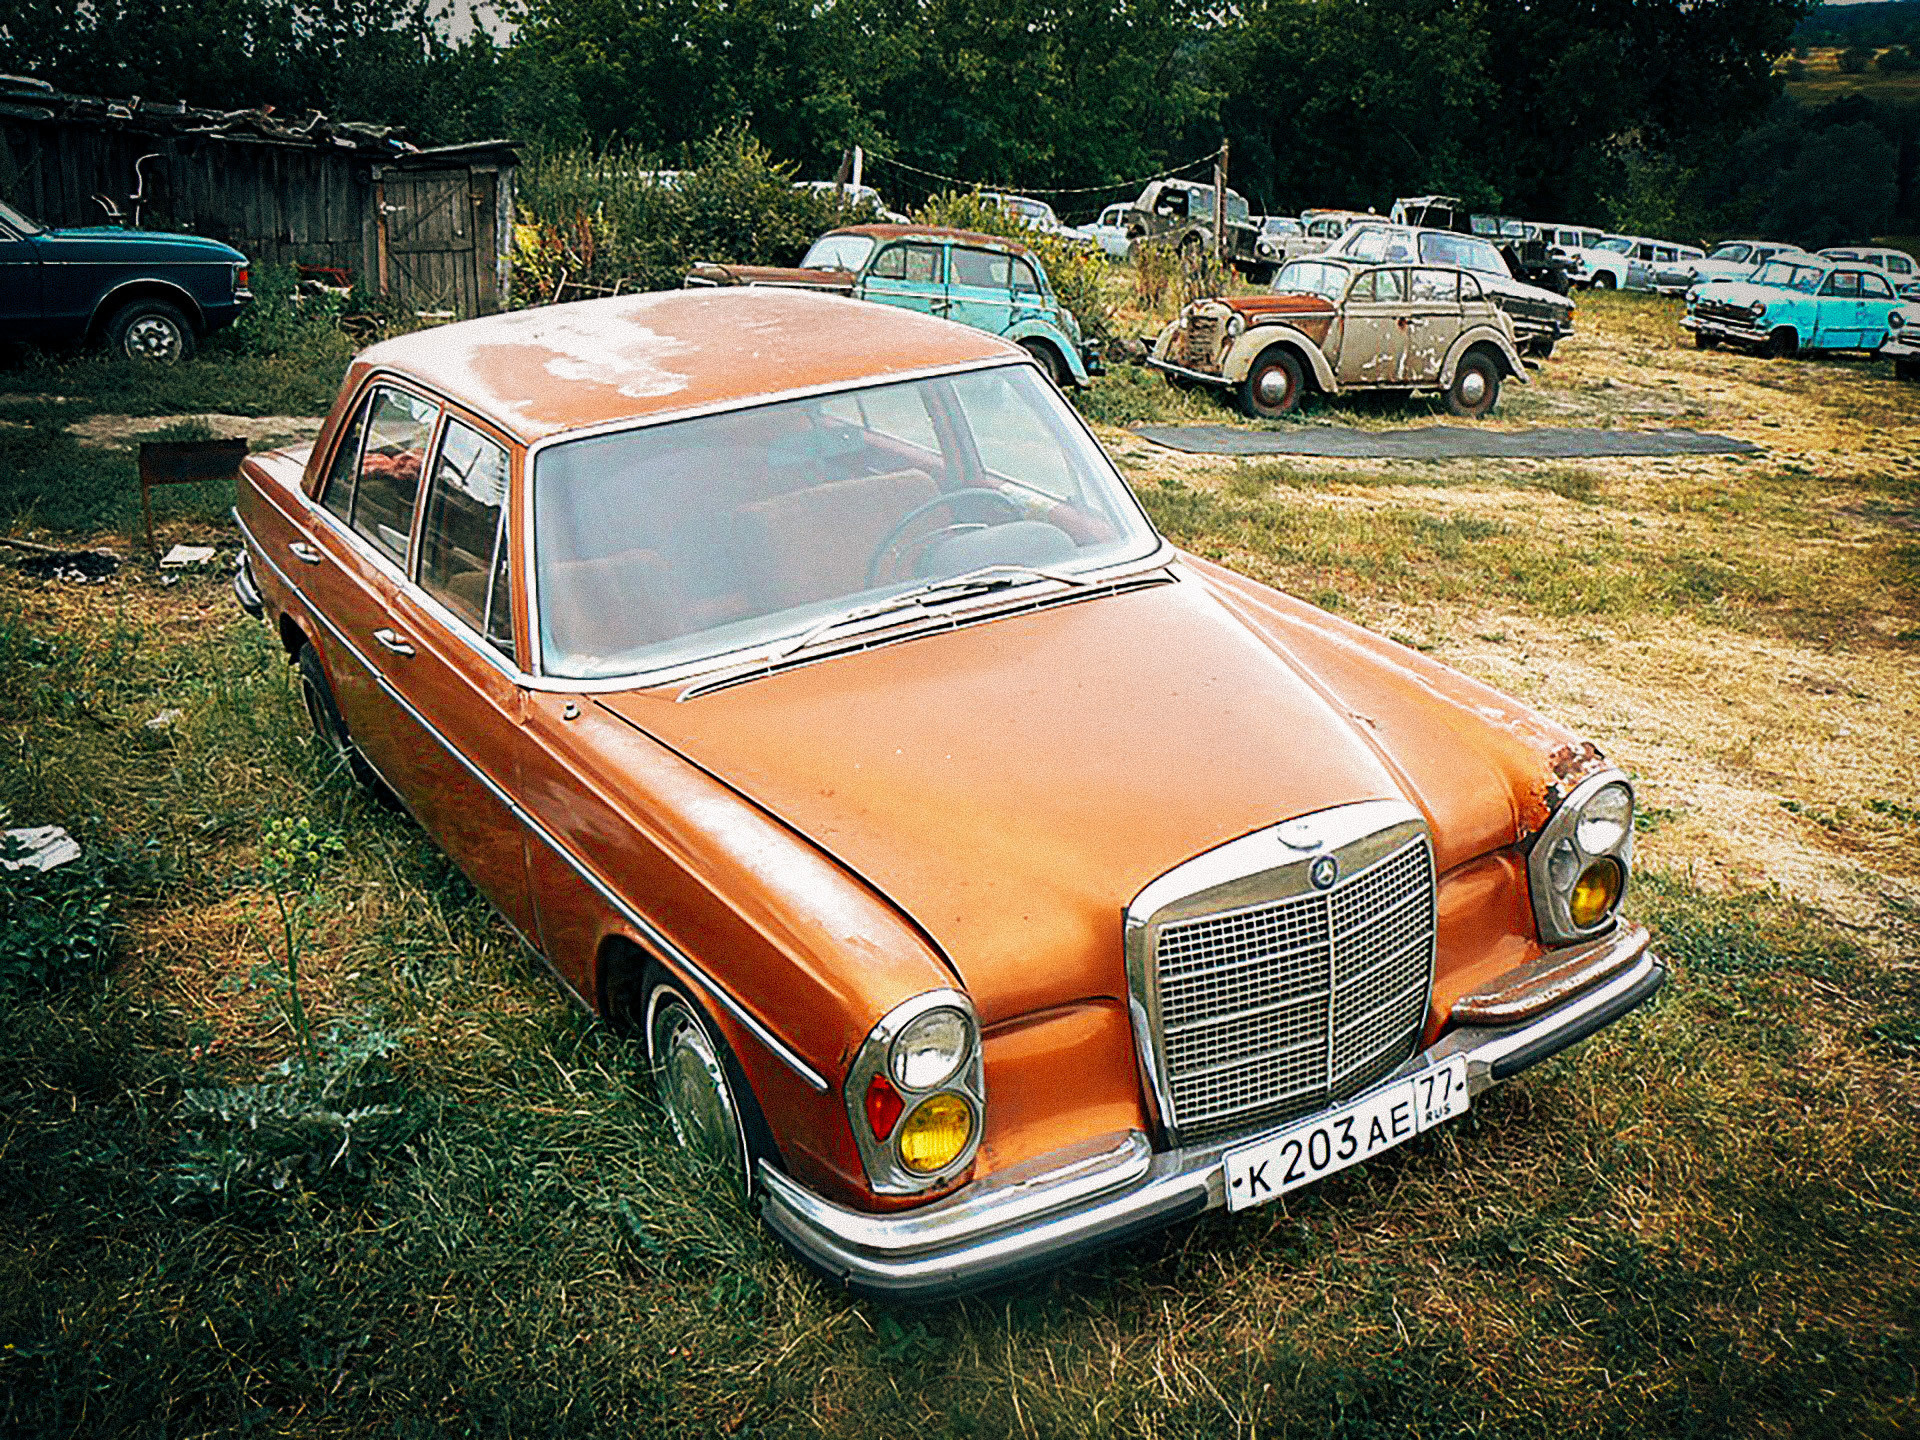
1257;239;1276;257
845;990;984;1194
1748;301;1766;318
1528;771;1634;945
1224;312;1246;340
1891;311;1906;330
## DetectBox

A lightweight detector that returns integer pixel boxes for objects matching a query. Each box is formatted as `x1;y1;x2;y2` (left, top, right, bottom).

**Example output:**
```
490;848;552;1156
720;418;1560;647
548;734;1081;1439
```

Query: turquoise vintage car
1682;255;1902;357
684;224;1102;388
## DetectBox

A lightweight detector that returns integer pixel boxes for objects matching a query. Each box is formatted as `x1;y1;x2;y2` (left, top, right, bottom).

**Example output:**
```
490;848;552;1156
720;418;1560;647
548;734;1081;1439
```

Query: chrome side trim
234;507;831;1093
760;937;1664;1301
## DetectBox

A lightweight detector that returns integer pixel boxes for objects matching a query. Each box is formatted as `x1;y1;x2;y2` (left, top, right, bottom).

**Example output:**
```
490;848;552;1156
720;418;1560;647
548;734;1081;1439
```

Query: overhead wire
859;146;1225;199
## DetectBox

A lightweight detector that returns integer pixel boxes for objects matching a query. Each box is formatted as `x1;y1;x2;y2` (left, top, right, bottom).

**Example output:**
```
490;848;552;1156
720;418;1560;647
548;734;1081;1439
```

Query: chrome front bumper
759;924;1664;1300
1141;354;1232;387
1682;314;1768;344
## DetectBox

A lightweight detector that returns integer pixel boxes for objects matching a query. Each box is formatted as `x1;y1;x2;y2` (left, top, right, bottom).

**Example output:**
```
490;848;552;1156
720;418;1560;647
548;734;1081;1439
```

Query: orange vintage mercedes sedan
233;288;1663;1299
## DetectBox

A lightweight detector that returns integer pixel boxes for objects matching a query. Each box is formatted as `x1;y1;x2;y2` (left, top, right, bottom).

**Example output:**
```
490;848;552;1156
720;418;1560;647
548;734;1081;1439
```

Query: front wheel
105;298;196;364
1694;330;1720;350
1238;346;1305;419
1764;328;1799;360
1591;272;1616;291
1896;356;1920;383
644;970;775;1196
1445;350;1502;419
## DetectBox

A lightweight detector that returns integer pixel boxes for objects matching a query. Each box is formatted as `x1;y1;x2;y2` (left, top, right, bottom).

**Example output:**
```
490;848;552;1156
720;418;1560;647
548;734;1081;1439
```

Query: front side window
1351;269;1406;302
870;243;943;283
1888;255;1912;276
351;387;437;563
800;234;875;271
531;366;1158;680
418;418;515;658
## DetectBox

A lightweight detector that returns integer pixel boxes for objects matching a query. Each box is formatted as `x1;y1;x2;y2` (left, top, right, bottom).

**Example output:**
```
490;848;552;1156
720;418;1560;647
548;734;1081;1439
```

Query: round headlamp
1225;312;1246;339
889;1007;970;1091
1529;770;1635;944
1891;311;1906;330
1748;301;1766;318
1575;781;1633;853
898;1093;974;1174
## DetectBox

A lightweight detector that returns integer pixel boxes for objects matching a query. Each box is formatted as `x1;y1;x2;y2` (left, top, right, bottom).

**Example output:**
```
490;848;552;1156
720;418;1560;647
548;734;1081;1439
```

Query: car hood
596;565;1573;1024
685;262;854;291
1699;280;1794;308
1220;293;1338;320
1478;271;1575;313
40;227;246;261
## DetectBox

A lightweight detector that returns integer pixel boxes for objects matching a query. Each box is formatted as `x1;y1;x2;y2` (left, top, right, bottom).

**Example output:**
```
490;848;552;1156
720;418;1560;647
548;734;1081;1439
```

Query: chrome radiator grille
1152;839;1435;1142
1175;312;1225;370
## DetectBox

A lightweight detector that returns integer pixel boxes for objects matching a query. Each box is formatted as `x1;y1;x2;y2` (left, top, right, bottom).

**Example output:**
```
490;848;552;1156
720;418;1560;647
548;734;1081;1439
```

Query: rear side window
1409;268;1458;301
951;247;1012;288
355;388;437;562
1011;257;1043;295
1888;255;1913;276
319;402;369;523
418;418;515;658
1861;272;1895;299
1352;269;1406;302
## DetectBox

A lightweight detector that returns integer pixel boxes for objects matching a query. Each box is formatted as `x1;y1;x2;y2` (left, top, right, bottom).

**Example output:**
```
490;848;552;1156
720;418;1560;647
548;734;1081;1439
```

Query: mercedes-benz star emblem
1309;855;1339;890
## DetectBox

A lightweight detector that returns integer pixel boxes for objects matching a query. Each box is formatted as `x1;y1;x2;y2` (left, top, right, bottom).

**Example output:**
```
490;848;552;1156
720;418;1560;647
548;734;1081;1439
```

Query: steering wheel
864;487;1026;586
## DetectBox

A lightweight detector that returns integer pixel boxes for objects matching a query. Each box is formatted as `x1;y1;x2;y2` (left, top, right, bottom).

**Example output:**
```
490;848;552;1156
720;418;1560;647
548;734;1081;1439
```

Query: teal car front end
1682;256;1901;358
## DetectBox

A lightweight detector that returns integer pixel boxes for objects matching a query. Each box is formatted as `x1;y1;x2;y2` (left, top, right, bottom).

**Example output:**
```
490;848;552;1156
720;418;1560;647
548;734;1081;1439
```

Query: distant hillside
1795;1;1920;46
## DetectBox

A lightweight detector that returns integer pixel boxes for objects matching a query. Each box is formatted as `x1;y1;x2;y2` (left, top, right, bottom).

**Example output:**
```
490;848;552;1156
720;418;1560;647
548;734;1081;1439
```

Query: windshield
1420;232;1508;275
1335;227;1415;263
532;365;1159;680
1595;238;1631;254
1271;260;1352;301
800;234;876;271
0;198;43;235
1708;244;1750;263
1752;261;1823;293
1260;216;1300;234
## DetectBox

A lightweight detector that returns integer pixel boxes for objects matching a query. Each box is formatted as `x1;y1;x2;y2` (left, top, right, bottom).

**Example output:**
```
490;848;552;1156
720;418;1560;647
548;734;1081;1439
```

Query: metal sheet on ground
1132;424;1762;460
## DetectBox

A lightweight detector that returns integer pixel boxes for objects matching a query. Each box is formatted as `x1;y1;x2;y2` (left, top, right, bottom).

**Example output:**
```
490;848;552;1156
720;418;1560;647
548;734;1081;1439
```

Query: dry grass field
1;288;1916;1437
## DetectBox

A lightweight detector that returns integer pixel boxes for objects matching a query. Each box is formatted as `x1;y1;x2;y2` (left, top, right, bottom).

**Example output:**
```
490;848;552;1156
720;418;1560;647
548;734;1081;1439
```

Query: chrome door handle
372;628;415;657
288;541;322;564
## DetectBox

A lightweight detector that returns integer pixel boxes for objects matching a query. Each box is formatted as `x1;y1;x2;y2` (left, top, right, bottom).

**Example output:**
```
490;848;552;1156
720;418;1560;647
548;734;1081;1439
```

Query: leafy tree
1762;120;1898;245
1879;44;1918;72
1839;44;1876;73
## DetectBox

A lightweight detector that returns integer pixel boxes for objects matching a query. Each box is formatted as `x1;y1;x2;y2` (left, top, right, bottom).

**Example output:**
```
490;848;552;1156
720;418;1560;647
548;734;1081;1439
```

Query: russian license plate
1223;1056;1470;1212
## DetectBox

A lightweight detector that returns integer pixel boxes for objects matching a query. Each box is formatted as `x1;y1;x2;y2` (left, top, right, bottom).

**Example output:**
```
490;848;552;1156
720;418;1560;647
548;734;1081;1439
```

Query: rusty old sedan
1149;257;1529;419
233;288;1662;1299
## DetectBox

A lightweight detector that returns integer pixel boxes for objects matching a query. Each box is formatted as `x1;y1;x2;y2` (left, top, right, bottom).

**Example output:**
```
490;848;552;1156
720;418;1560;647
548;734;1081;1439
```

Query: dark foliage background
0;1;1913;262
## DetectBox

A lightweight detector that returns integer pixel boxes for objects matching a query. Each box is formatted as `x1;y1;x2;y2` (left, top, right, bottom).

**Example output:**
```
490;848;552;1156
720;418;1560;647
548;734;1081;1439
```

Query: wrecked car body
1329;222;1575;356
685;224;1099;387
1146;256;1528;419
1120;179;1266;275
1683;256;1902;357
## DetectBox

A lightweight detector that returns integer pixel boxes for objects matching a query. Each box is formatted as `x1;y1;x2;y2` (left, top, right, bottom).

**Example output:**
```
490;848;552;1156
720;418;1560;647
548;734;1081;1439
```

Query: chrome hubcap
125;316;183;362
1459;370;1488;405
1255;368;1290;405
652;999;743;1175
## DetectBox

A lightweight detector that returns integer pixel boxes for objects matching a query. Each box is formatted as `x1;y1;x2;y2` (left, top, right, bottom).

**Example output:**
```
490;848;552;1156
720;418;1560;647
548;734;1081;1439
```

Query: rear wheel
1019;338;1066;389
295;643;382;793
105;298;195;364
1238;346;1304;419
1446;349;1502;419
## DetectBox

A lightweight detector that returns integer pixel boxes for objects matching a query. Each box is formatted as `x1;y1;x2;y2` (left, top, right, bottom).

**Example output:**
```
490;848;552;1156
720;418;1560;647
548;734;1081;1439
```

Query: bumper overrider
1681;313;1768;345
760;922;1664;1300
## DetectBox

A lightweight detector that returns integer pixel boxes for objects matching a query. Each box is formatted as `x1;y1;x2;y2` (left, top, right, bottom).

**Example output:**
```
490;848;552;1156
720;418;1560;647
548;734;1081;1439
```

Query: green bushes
0;843;114;996
512;127;879;302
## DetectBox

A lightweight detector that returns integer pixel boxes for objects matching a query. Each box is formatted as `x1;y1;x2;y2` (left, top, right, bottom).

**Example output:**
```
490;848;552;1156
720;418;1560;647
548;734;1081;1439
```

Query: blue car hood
41;227;246;262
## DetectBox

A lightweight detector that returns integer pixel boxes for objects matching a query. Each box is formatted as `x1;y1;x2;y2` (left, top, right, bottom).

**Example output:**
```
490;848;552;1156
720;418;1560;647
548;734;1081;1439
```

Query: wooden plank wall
0;119;512;315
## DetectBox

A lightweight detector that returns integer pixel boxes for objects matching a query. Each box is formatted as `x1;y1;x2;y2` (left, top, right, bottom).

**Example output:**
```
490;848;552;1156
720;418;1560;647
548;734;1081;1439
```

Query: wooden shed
0;80;517;317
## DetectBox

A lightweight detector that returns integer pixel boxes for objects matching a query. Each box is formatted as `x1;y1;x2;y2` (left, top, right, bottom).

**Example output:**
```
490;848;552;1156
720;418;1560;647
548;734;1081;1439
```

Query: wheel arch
1007;322;1088;386
1440;327;1529;385
1223;324;1335;392
86;278;206;340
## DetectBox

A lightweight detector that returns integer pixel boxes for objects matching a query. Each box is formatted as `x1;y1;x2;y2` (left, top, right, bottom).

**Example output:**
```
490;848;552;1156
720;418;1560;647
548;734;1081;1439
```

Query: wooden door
383;168;483;318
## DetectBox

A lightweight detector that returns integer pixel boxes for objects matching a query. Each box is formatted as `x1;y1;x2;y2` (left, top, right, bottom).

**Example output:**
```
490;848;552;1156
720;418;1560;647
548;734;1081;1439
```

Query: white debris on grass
160;544;217;569
146;708;185;731
1;825;81;873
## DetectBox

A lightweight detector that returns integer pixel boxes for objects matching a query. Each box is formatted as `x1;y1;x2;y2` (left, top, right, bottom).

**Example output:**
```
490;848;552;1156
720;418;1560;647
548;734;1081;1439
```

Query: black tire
1896;356;1920;383
1694;330;1720;350
1764;328;1799;360
641;965;777;1196
1019;338;1066;389
1524;335;1556;360
1592;272;1616;291
1446;349;1502;419
1238;345;1305;419
105;298;196;364
295;643;382;792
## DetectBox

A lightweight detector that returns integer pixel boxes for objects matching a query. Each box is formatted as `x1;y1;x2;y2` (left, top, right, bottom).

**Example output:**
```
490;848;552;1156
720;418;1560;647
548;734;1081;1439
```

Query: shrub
511;125;878;302
1878;45;1917;74
1838;45;1875;75
0;838;114;996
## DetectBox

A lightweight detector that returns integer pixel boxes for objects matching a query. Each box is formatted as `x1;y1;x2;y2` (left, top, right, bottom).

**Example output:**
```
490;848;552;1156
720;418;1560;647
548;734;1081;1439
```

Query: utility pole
1213;138;1229;268
852;144;864;193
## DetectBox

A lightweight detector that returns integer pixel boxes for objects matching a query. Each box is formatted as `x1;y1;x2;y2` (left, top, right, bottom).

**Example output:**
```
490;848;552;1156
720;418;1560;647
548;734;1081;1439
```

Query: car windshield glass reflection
1272;261;1350;300
801;235;875;271
532;365;1159;680
1595;238;1631;254
1708;244;1749;262
0;199;44;235
1752;261;1822;293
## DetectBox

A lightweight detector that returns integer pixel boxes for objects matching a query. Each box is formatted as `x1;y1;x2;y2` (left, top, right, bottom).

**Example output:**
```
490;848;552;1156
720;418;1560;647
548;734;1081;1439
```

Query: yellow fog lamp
897;1093;974;1174
1569;858;1624;929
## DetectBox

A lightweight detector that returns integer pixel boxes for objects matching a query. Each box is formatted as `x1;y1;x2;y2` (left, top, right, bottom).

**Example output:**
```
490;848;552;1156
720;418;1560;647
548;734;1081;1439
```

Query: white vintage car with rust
1147;256;1529;419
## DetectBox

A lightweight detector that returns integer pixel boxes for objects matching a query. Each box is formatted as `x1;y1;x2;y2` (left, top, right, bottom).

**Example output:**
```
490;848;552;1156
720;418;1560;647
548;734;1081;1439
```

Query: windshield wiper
766;564;1088;662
